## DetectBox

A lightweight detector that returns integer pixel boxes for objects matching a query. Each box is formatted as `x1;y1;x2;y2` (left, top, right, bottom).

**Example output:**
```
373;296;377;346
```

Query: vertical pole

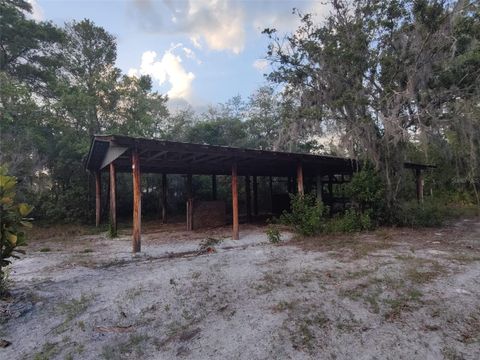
253;175;258;216
212;174;217;200
416;169;424;203
109;163;117;237
316;175;323;203
95;171;101;227
328;174;334;216
287;176;293;193
269;176;273;213
232;163;239;240
186;174;193;230
132;149;141;253
297;163;304;195
161;173;167;223
245;176;252;222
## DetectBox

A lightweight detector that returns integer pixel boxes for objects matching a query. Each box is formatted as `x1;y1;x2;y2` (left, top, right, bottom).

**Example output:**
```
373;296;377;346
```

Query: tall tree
264;0;479;208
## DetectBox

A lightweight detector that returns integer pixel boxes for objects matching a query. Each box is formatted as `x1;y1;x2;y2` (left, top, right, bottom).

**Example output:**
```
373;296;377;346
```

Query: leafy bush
393;200;444;227
280;193;326;236
266;224;281;243
346;167;385;214
325;209;374;233
0;168;33;291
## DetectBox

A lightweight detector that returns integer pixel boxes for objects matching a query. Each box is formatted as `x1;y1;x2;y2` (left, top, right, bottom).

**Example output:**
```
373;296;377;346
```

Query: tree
264;0;479;209
113;75;169;137
0;0;64;96
56;19;120;137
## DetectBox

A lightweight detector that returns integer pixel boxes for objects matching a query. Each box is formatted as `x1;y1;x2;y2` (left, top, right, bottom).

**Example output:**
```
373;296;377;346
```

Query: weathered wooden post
316;175;323;203
269;176;274;213
109;163;117;236
416;169;424;203
297;162;304;195
95;171;101;227
132;149;141;253
253;175;258;217
212;174;217;200
186;174;193;231
232;163;239;240
245;175;252;222
161;173;167;223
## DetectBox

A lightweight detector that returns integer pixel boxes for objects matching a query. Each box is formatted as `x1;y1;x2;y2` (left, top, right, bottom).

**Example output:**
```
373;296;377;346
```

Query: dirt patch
2;218;480;359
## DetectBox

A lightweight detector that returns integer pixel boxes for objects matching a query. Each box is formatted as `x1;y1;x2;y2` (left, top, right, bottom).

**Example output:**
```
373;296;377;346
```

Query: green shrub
280;193;326;236
325;209;374;233
395;200;444;227
0;168;33;292
266;224;281;243
346;167;385;213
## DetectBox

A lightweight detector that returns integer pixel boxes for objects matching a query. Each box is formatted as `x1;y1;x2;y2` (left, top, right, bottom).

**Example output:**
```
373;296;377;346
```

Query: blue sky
29;0;329;108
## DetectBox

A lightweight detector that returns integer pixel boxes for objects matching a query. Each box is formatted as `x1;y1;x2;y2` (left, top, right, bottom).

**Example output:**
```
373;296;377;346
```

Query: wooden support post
328;174;334;216
316;175;323;203
232;163;239;240
186;174;192;199
297;163;304;195
245;176;252;222
132;149;141;253
109;163;117;237
269;176;273;212
186;174;193;230
161;173;167;223
186;199;194;231
416;169;424;203
253;175;258;216
212;174;217;200
287;176;293;193
95;171;101;227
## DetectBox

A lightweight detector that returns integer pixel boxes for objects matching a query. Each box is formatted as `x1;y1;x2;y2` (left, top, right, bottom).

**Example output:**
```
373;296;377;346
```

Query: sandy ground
1;219;480;360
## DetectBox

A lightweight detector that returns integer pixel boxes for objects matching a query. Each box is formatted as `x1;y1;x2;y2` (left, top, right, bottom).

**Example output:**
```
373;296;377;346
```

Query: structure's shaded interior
86;135;433;252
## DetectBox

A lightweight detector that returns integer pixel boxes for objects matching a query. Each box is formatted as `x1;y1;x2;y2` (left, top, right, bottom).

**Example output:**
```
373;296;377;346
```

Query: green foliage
325;209;374;233
346;167;385;212
0;167;33;289
280;194;326;236
395;200;444;227
266;224;281;244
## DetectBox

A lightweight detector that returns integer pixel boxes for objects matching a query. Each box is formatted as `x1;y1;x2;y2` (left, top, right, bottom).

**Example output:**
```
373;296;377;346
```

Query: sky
28;0;330;108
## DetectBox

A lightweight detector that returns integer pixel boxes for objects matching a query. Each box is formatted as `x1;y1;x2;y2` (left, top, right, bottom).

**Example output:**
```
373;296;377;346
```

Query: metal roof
85;135;432;176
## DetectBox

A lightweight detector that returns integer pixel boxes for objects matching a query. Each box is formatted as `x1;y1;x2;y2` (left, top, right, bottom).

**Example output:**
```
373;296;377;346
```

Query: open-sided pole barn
85;135;433;253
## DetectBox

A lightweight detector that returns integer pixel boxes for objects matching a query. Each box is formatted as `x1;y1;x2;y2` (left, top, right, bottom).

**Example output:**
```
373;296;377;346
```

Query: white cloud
253;59;269;72
133;0;245;54
25;0;44;21
129;47;195;100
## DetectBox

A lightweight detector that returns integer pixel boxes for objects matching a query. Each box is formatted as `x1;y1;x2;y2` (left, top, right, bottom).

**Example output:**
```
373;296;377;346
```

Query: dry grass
290;232;394;260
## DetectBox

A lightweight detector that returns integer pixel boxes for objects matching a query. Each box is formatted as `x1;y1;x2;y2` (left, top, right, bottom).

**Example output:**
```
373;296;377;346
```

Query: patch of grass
102;334;150;360
27;223;106;242
125;287;143;300
459;314;480;344
39;247;51;252
33;342;59;360
405;259;445;284
442;346;464;360
384;288;423;321
293;233;393;260
252;272;283;294
272;300;295;313
447;253;480;264
82;248;94;253
344;269;373;280
55;294;92;333
290;311;329;352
